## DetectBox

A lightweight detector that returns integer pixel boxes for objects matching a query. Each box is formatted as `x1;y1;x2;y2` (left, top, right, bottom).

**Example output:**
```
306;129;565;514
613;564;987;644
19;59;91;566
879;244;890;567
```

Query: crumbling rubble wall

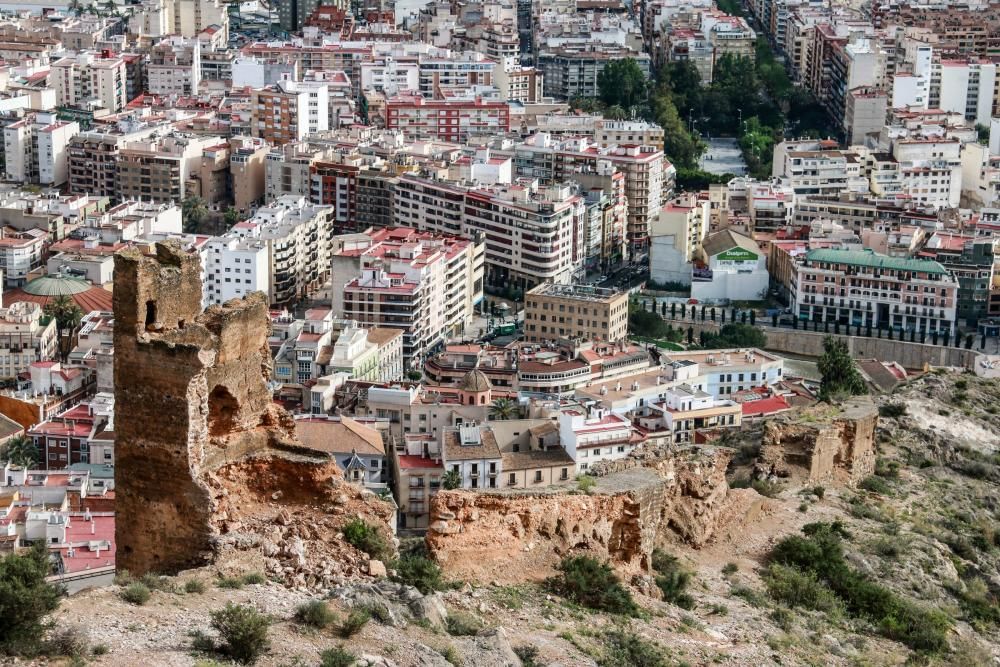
114;242;391;577
426;449;731;583
756;396;877;486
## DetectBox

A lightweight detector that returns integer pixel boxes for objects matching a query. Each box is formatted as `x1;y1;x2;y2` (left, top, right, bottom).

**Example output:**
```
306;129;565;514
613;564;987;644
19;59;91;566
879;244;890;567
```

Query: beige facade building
50;51;127;113
229;136;269;216
524;283;629;344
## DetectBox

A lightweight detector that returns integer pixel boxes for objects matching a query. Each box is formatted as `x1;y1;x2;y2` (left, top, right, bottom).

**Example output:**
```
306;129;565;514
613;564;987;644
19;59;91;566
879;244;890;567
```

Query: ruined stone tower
113;242;327;575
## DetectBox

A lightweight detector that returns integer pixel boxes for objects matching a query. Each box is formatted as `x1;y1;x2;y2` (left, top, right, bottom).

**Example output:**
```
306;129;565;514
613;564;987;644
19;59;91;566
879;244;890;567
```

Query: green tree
817;336;867;402
628;308;667;338
489;397;519;420
43;295;83;363
598;58;647;111
442;469;461;490
702;323;767;349
0;542;62;653
0;435;39;468
181;196;209;233
604;104;628;121
223;207;241;228
651;86;703;170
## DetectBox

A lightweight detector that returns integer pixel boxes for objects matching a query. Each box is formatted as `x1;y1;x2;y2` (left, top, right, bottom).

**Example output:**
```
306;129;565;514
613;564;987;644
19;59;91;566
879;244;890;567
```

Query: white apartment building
198;198;334;307
930;59;998;127
441;424;503;490
496;134;667;255
50;51;127;113
558;406;637;473
202;233;270;306
147;35;202;95
748;180;796;231
772;142;865;196
231;55;299;89
649;195;710;287
3;112;79;186
0;301;57;379
393;174;586;290
891;137;962;210
961;139;1000;209
0;228;46;286
335;228;484;366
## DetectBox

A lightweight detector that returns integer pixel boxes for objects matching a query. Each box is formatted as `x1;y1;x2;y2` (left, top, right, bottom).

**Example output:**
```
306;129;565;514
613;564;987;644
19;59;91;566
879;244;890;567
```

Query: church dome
459;369;492;393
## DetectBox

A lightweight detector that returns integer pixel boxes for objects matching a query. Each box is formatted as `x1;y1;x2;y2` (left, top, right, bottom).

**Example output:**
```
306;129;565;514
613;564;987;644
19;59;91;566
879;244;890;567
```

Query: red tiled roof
398;454;442;469
741;396;791;417
4;286;113;313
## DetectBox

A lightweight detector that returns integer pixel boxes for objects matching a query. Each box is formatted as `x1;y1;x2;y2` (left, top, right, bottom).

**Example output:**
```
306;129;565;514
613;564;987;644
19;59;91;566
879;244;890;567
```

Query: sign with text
716;247;758;262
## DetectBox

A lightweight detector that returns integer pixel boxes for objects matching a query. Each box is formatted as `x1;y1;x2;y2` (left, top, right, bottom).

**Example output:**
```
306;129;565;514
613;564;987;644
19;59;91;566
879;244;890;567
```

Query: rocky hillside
21;372;1000;666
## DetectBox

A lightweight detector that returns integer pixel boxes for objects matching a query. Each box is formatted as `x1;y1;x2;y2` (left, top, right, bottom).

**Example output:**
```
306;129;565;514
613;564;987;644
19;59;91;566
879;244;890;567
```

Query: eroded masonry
114;242;391;577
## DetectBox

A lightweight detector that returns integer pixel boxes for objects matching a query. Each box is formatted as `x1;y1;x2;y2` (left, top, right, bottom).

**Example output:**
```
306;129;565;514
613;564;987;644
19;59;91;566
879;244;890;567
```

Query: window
508;473;516;485
534;470;543;483
560;467;568;480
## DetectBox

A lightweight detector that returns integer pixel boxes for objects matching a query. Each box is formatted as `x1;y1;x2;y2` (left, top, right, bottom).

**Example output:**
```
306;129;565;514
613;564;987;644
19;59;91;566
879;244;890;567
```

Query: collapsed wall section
755;396;878;486
426;450;732;583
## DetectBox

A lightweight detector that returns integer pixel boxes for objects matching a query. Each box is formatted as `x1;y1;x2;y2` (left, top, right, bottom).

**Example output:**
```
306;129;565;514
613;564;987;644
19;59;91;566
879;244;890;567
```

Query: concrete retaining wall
655;317;978;370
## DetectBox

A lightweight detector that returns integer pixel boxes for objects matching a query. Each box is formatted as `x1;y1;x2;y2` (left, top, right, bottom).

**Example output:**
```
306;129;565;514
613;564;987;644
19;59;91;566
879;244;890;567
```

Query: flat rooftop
527;283;626;303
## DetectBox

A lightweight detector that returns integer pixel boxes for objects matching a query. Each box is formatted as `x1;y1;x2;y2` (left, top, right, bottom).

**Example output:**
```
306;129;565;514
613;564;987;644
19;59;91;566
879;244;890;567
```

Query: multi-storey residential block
0;301;57;379
523;283;629;344
229;135;269;215
558;406;637;472
3;112;79;186
493;57;544;103
239;196;334;305
649;194;711;287
891;136;962;210
792;248;957;334
333;227;484;367
117;133;228;204
29;397;114;470
67;116;172;199
537;47;651;100
251;78;330;146
593;120;665;149
0;228;46;286
393;174;586;289
130;0;229;40
50;51;127;114
384;95;510;142
495;133;668;255
147;35;202;95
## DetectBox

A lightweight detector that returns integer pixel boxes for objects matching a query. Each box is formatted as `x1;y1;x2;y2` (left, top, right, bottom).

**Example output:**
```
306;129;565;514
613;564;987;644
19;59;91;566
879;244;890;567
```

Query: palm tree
1;435;39;468
181;196;209;233
489;397;519;420
442;469;461;490
43;295;83;363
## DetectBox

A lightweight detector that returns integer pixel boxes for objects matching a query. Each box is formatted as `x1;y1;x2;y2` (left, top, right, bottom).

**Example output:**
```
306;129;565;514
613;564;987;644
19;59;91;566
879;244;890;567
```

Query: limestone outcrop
754;396;878;486
114;242;392;579
426;448;732;583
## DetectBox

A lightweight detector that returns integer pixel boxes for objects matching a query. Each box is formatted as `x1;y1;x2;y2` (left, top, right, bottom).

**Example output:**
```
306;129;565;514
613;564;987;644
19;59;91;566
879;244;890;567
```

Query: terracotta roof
442;427;501;461
501;448;574;471
294;416;385;456
366;327;403;345
4;282;113;313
